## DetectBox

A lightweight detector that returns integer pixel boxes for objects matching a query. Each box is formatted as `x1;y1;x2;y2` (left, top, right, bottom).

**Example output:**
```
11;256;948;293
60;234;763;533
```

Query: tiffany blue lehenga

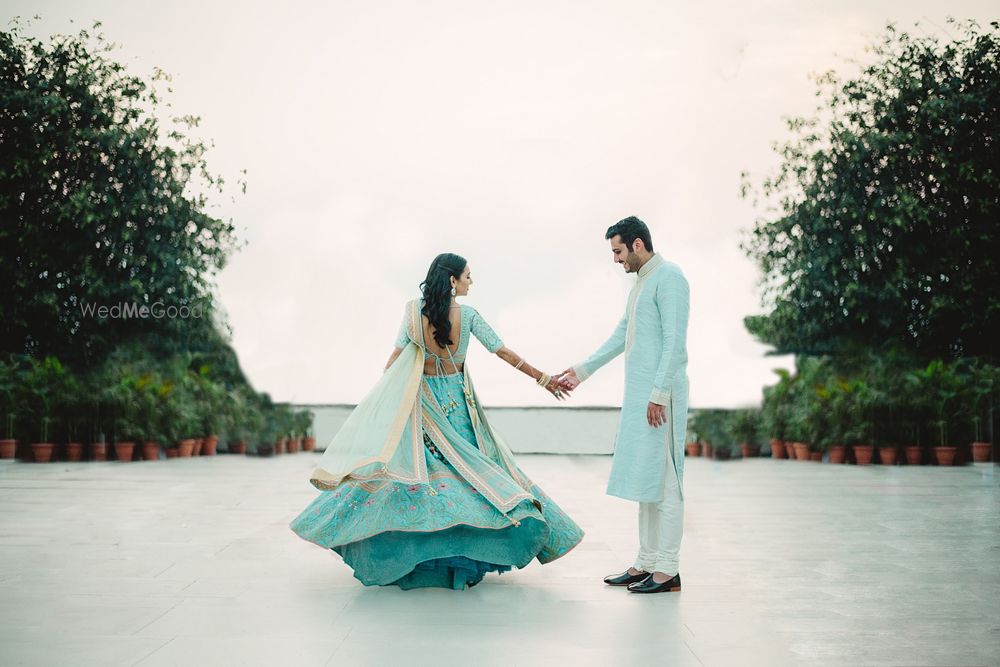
289;298;584;590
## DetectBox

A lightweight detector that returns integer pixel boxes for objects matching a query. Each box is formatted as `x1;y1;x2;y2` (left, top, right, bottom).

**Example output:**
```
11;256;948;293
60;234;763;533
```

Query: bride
290;253;584;589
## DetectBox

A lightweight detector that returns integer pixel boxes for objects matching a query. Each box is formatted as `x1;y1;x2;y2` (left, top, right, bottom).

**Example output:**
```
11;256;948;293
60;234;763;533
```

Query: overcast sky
10;1;997;407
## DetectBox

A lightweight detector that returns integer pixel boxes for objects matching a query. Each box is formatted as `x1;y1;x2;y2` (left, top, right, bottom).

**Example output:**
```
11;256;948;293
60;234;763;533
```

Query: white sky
10;1;997;407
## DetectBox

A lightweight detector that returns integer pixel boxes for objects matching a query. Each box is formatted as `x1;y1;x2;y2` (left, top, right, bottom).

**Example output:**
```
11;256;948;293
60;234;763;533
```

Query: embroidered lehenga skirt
290;372;584;590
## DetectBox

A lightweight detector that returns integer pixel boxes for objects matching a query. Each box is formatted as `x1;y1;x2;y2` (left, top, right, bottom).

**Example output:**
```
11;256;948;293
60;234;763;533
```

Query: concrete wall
293;404;623;455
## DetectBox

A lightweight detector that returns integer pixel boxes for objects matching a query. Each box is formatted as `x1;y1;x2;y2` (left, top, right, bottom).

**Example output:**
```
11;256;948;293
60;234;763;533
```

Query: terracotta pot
878;446;897;466
193;438;204;456
90;442;107;461
65;442;84;462
32;442;55;463
809;451;822;462
905;445;922;465
165;448;179;458
702;443;713;458
934;446;957;466
1;438;18;459
230;440;247;455
793;442;810;461
290;437;301;453
276;438;287;455
685;442;702;457
852;444;873;465
827;444;846;464
178;439;195;457
202;435;218;456
303;436;316;452
142;442;160;461
114;441;135;462
971;442;991;463
769;439;786;459
740;443;760;458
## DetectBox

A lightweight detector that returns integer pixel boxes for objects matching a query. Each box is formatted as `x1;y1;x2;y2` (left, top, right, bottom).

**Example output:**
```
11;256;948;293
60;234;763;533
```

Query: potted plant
172;366;199;456
23;356;71;463
302;407;317;452
969;363;996;463
786;401;810;461
684;412;701;456
761;369;793;459
229;391;260;455
256;412;278;457
81;364;110;461
130;374;163;461
855;372;897;466
890;363;924;465
727;408;761;458
823;378;854;464
779;366;811;461
914;361;962;466
0;356;22;459
60;372;88;462
690;409;723;458
804;383;832;462
290;409;312;453
158;373;187;458
189;364;223;456
107;373;145;462
273;403;294;455
843;380;875;466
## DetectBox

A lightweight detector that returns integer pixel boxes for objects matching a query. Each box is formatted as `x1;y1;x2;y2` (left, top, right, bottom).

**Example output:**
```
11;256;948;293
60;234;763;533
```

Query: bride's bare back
421;309;463;375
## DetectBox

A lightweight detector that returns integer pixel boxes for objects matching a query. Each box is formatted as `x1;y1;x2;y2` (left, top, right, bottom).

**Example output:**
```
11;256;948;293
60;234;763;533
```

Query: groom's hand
647;402;666;428
552;368;580;390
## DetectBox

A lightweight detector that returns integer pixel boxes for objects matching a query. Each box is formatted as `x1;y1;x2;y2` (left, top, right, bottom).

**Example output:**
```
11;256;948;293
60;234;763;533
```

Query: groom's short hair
606;216;654;252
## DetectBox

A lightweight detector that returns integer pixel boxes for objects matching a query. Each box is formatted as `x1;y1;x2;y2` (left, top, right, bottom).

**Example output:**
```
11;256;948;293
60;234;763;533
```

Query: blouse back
394;300;504;369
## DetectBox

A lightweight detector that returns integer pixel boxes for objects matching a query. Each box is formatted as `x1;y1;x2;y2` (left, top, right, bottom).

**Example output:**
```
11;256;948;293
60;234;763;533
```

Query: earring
451;287;457;297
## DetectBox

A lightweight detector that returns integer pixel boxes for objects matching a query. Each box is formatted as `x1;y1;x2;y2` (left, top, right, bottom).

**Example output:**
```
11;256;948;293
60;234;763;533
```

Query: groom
555;216;689;594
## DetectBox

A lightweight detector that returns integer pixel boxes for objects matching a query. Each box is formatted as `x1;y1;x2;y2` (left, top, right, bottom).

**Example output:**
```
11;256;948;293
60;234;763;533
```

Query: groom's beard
624;252;641;272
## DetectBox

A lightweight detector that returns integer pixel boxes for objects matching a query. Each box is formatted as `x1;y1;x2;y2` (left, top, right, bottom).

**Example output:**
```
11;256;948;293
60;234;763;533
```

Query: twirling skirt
289;372;583;589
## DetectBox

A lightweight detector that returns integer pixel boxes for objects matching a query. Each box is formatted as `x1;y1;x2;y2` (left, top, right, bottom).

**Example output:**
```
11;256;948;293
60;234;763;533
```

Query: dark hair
419;253;467;348
605;216;653;252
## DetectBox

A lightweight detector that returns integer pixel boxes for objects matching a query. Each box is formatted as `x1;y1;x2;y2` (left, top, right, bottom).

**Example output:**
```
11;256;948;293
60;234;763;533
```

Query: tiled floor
0;454;997;666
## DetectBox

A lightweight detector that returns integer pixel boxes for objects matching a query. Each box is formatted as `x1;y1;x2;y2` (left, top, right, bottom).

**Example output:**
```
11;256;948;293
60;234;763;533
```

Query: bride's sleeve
393;305;411;348
469;309;504;353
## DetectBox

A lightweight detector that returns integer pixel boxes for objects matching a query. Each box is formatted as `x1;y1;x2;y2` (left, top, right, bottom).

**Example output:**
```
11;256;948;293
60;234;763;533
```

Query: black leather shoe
603;570;650;586
627;572;681;593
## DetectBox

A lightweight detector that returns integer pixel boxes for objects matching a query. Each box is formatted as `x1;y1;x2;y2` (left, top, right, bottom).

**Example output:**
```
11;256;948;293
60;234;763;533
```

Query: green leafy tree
0;20;244;368
741;20;1000;361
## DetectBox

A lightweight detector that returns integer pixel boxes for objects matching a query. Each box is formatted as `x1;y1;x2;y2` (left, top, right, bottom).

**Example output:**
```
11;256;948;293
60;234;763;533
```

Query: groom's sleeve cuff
649;387;671;405
572;364;591;383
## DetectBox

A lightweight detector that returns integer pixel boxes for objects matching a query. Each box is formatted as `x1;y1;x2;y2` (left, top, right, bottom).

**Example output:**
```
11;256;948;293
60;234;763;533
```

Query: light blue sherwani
573;253;690;503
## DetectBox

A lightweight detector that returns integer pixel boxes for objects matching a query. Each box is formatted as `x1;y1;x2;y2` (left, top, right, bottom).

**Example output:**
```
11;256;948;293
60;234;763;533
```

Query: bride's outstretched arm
495;346;570;401
383;347;403;372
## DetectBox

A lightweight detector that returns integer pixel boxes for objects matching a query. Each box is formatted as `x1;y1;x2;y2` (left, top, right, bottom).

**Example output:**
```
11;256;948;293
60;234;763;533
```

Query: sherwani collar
637;253;664;280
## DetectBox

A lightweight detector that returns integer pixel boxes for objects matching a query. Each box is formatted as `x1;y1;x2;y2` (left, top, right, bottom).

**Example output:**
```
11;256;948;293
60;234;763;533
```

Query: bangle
536;372;550;387
514;358;525;370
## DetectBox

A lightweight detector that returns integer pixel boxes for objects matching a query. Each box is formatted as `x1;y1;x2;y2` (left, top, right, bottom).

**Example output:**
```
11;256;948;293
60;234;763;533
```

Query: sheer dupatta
309;300;538;517
309;300;427;490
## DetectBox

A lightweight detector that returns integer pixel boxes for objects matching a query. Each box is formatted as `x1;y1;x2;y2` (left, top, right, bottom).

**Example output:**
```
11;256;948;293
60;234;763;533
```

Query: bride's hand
545;377;570;401
552;368;580;390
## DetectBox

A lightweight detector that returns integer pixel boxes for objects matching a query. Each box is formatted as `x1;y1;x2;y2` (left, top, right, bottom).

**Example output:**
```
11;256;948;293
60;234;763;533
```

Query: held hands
546;377;570;401
552;368;580;391
538;372;571;401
